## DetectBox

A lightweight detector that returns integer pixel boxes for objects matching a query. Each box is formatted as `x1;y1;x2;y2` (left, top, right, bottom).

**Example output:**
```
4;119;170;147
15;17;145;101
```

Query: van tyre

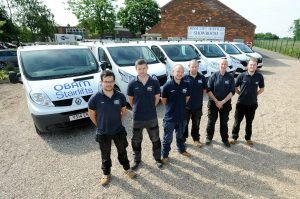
34;124;45;134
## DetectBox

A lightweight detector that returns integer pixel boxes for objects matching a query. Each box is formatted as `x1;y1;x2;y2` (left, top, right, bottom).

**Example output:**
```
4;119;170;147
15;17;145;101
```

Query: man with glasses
88;70;136;186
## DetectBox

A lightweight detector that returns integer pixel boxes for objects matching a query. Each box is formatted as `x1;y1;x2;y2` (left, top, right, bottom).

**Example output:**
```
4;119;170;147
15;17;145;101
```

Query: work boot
124;169;137;178
193;141;203;148
100;175;110;186
180;151;192;157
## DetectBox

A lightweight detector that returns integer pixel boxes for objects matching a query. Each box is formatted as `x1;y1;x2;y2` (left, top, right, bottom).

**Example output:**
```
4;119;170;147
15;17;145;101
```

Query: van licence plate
69;112;89;121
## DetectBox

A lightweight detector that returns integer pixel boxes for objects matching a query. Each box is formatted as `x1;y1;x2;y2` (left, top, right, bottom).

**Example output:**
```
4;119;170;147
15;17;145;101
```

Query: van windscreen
195;44;225;58
21;49;99;80
107;46;159;66
235;43;254;53
161;44;199;61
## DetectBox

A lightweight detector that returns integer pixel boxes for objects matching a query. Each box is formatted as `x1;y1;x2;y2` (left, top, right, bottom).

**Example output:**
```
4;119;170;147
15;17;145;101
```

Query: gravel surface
0;47;299;199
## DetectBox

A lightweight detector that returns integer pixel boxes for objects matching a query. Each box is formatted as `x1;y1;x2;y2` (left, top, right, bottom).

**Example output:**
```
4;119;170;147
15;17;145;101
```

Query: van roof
18;45;89;52
79;42;150;48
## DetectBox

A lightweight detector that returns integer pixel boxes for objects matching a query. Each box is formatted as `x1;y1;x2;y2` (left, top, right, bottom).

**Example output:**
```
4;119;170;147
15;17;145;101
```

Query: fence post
274;39;279;52
291;40;296;56
279;39;284;53
284;40;289;54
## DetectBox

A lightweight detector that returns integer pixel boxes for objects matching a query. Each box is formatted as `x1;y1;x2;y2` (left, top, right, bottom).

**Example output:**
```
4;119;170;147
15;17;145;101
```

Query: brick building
148;0;256;42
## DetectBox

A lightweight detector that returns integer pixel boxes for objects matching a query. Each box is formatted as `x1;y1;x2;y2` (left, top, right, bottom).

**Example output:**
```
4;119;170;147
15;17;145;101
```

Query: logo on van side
54;81;94;100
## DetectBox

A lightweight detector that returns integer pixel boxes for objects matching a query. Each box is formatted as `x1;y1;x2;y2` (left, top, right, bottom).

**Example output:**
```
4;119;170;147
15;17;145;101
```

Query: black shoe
205;138;212;145
131;161;140;170
223;141;231;148
155;160;163;169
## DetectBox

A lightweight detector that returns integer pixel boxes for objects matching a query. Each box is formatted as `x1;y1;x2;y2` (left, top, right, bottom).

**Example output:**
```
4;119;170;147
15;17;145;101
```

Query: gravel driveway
0;47;299;199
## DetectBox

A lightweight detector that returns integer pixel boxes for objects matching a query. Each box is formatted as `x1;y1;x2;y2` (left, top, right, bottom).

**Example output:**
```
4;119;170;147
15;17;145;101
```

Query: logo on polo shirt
182;88;187;94
135;87;139;90
198;80;203;84
114;100;120;105
147;86;153;91
255;82;259;84
170;90;175;93
225;80;229;84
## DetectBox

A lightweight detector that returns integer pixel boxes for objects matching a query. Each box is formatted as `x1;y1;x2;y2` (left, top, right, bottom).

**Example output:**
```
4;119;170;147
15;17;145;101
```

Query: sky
43;0;300;37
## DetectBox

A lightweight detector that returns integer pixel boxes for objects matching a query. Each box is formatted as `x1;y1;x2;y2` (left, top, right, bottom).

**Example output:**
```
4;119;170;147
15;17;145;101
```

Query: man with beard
88;70;136;186
230;57;265;146
183;59;207;147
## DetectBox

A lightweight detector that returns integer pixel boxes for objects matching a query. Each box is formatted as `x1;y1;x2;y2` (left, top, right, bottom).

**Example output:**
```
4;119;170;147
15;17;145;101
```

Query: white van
215;42;250;74
230;42;263;68
189;41;239;77
9;45;101;134
145;41;208;79
79;42;167;95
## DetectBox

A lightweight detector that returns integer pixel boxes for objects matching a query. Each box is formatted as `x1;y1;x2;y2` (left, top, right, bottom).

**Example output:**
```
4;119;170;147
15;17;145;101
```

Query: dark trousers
162;120;187;158
131;119;161;162
96;132;130;175
232;103;258;140
184;108;202;142
206;101;232;142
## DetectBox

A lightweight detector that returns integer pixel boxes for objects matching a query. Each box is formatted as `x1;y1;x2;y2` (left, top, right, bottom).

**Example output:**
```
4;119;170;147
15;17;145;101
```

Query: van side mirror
159;56;166;64
100;61;111;70
9;71;22;84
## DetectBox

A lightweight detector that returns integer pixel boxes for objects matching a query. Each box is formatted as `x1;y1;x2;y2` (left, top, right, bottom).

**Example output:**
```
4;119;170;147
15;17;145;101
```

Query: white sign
187;26;225;41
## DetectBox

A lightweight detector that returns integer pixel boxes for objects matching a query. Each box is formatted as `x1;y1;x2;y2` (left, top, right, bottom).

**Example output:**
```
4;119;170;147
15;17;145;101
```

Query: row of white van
79;40;263;95
8;41;263;134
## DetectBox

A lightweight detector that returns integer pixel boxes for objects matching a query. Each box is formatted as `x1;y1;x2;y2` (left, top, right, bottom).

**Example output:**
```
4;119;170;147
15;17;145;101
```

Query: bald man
161;64;191;164
206;58;235;148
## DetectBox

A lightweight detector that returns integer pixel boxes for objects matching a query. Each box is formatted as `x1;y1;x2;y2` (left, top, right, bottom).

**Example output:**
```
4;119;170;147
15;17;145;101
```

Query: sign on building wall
187;26;225;41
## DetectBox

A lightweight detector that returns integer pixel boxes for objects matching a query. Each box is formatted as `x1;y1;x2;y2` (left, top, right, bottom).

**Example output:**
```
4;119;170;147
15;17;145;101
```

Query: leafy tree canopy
117;0;160;34
67;0;116;36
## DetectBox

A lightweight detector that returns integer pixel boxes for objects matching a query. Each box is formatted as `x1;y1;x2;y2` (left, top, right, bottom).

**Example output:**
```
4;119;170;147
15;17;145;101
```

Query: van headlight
30;90;54;107
119;69;135;83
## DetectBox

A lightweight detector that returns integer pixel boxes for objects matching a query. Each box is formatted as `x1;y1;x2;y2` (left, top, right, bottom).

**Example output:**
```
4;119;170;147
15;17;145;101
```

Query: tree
67;0;116;37
0;5;19;42
8;0;56;42
117;0;160;35
290;19;300;41
254;32;279;40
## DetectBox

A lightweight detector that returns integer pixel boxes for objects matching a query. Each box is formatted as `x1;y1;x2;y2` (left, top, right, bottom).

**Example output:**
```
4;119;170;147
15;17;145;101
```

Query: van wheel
34;125;45;134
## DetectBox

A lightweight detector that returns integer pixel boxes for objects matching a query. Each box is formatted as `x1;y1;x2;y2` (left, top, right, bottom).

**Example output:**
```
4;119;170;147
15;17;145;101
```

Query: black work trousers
232;103;258;140
206;101;232;142
184;107;202;142
96;132;130;175
131;119;161;162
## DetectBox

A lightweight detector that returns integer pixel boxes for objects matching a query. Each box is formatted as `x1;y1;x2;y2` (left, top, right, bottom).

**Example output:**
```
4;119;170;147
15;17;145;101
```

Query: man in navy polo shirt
161;64;191;164
88;70;136;186
127;59;163;170
230;57;265;146
206;58;235;147
183;59;207;147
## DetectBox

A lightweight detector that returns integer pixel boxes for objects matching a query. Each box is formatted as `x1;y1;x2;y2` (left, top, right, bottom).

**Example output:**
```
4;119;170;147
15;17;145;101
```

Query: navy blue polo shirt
162;79;190;122
127;75;160;121
183;72;207;109
88;90;126;135
207;71;235;102
236;71;264;105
